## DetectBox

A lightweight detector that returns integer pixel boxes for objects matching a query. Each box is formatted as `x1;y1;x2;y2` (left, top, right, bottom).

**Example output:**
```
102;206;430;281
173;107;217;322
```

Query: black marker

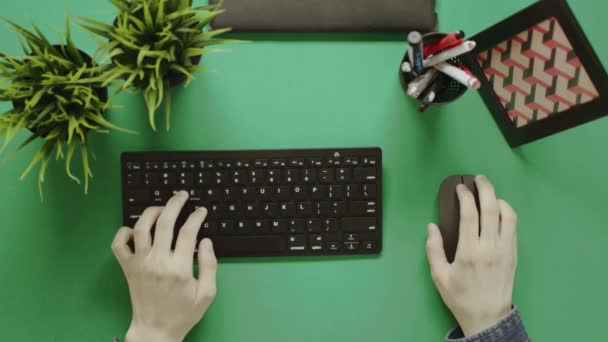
408;31;424;75
419;76;449;112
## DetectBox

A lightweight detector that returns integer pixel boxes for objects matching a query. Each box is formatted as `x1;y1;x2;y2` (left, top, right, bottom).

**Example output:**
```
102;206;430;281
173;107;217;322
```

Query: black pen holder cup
399;32;468;106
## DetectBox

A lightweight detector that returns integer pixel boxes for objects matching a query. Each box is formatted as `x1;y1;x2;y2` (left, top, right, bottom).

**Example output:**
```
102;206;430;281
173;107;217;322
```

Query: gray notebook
210;0;437;33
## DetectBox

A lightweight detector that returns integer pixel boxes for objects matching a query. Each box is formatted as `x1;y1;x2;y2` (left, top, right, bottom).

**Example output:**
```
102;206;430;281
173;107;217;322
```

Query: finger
111;226;134;267
498;199;518;247
153;190;189;254
426;224;449;285
456;183;480;252
133;206;163;255
475;175;500;246
197;239;218;304
175;207;208;265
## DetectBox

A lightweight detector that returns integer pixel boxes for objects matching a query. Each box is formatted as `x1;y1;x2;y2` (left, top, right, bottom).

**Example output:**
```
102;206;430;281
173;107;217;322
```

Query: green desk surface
0;1;606;341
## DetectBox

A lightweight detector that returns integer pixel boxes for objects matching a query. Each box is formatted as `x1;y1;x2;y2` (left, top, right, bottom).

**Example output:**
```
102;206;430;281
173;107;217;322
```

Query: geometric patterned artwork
476;17;600;127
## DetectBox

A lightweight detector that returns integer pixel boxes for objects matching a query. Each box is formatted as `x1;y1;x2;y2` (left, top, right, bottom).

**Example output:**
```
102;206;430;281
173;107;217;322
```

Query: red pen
424;30;465;56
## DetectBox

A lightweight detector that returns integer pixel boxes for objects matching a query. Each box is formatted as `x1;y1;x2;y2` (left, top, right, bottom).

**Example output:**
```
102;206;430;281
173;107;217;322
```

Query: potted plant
0;20;130;198
79;0;236;131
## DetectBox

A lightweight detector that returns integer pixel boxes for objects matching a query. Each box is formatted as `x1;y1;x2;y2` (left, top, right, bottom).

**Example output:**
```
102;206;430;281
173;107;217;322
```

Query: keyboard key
271;159;285;168
127;173;142;186
236;220;251;234
285;169;299;184
319;169;335;183
195;171;211;185
267;170;282;184
344;157;359;166
346;184;363;200
263;203;278;217
200;221;217;235
271;219;288;234
242;187;257;201
213;171;229;185
341;217;377;232
314;202;330;217
362;184;376;199
178;172;194;186
161;172;176;186
227;203;242;216
311;185;327;200
308;158;322;167
289;219;306;233
301;169;316;183
280;202;295;217
349;202;377;216
127;190;149;204
250;170;266;185
307;219;322;233
296;202;312;217
274;186;291;200
223;187;240;202
253;220;270;233
363;240;376;250
323;218;339;232
235;160;250;168
209;204;225;219
187;189;203;202
151;189;163;203
332;201;346;217
344;242;360;251
353;167;377;182
327;241;340;251
231;170;248;185
203;187;221;202
254;160;268;168
126;206;145;220
288;235;306;251
309;235;323;251
329;185;344;199
362;157;377;165
258;186;271;201
245;203;260;218
212;236;286;255
337;168;352;183
129;161;142;170
293;185;308;200
218;221;235;234
344;233;359;242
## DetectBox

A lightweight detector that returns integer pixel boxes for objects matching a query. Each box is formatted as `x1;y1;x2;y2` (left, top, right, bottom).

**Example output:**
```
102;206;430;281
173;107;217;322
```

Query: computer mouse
438;175;479;263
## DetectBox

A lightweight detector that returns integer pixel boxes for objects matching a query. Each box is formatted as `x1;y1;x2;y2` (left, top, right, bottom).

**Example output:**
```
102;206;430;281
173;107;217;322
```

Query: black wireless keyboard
121;148;382;258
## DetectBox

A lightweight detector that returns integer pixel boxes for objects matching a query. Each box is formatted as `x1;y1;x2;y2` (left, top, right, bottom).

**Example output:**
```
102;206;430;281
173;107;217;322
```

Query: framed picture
465;0;607;147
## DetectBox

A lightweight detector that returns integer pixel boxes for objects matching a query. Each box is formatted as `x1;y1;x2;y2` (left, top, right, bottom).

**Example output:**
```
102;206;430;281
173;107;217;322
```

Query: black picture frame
464;0;608;147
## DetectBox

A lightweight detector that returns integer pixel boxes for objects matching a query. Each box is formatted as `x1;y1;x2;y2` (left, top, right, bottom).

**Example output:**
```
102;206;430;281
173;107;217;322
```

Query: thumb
426;223;449;283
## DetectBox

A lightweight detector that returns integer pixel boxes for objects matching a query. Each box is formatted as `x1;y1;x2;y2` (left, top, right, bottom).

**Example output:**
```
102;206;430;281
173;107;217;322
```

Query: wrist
125;323;183;342
459;305;512;337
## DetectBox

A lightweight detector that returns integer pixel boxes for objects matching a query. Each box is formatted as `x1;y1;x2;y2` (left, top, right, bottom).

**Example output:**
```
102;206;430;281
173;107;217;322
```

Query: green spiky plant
0;20;130;199
79;0;236;131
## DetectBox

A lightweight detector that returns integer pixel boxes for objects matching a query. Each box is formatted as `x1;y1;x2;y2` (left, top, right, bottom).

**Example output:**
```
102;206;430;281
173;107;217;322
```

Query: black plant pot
12;45;108;138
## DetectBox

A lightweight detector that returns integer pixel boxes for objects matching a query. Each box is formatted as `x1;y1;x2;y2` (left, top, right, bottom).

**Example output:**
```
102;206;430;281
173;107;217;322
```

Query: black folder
210;0;438;33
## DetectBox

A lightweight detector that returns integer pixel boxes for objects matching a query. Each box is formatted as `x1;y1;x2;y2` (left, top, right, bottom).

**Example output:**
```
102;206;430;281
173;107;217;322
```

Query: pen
401;61;412;73
407;31;425;75
407;68;439;98
423;30;466;56
433;62;480;89
423;40;476;68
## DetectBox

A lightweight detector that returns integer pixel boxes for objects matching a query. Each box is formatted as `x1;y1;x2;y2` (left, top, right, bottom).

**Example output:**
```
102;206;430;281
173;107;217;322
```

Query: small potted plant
0;20;130;198
79;0;236;131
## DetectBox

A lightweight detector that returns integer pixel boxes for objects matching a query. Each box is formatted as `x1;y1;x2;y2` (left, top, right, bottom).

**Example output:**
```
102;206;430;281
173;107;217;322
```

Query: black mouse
438;175;479;263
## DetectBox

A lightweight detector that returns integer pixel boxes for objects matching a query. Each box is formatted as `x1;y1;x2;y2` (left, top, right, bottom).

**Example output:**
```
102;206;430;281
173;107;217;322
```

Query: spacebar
210;236;286;256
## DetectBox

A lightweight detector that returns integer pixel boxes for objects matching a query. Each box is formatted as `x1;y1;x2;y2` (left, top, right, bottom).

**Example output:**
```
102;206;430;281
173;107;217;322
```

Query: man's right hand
426;175;518;336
